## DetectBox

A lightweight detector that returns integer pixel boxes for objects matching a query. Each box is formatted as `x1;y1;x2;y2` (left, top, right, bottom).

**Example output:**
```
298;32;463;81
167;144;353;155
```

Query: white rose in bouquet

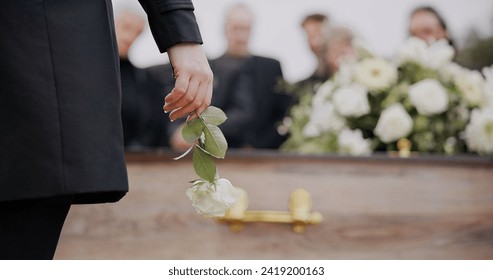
186;178;241;217
332;83;370;117
395;37;427;66
303;102;346;137
465;108;493;155
312;80;335;106
425;39;455;69
439;62;466;83
395;37;454;69
338;128;372;156
354;57;397;91
374;103;413;143
408;79;449;115
455;69;485;107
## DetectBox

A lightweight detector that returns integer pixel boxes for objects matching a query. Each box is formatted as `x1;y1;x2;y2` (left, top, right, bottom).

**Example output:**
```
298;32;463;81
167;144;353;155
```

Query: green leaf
200;106;228;126
202;124;228;159
193;145;216;182
182;118;205;144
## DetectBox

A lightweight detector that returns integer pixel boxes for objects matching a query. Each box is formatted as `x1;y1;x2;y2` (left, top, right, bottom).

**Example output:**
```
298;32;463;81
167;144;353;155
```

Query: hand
164;43;213;122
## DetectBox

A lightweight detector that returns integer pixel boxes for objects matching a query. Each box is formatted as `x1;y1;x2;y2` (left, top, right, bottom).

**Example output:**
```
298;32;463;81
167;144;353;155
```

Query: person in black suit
169;3;290;150
116;9;170;149
0;0;212;259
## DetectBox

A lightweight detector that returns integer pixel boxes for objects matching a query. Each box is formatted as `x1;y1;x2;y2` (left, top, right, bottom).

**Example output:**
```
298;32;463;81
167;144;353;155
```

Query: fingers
163;72;190;113
164;78;200;115
186;78;213;122
169;78;209;121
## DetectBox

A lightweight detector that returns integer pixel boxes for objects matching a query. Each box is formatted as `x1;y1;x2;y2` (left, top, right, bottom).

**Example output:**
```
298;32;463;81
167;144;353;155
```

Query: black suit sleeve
138;0;203;53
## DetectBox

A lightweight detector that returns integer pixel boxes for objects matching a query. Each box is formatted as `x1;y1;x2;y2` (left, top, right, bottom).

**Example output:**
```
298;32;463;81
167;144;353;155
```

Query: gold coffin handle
220;188;323;233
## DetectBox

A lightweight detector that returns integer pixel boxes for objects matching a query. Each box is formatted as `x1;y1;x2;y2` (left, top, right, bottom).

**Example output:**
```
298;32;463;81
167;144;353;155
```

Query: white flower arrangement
282;37;492;156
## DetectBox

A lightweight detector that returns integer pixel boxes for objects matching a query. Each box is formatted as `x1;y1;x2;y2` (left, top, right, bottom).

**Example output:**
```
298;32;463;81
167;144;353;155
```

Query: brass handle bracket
217;188;323;233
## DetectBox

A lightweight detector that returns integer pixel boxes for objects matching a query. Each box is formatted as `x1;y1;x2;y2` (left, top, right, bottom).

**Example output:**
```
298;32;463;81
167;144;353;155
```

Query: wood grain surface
55;151;493;259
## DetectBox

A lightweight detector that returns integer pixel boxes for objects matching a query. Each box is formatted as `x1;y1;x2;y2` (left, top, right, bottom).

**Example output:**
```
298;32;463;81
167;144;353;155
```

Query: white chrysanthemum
332;84;370;117
482;66;493;108
186;178;241;217
354;57;397;91
465;108;493;155
395;37;454;69
303;102;346;137
312;80;335;106
408;79;449;115
374;104;413;143
338;129;372;156
455;69;485;107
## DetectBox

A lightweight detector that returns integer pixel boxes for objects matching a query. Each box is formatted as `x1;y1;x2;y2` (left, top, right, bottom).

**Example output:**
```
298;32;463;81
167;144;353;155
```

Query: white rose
408;79;449;115
312;80;335;106
455;69;485;107
425;39;455;69
186;178;241;217
394;37;428;66
465;108;493;155
338;129;372;156
439;62;466;83
303;102;346;137
395;37;454;69
374;104;413;143
332;83;370;117
354;57;397;91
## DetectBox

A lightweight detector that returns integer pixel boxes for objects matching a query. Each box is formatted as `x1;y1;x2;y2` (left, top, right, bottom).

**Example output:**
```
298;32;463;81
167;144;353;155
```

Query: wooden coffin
55;150;493;259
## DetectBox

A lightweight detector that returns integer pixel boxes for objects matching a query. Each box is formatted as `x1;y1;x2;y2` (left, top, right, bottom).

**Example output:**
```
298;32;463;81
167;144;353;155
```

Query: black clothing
121;59;170;149
208;55;255;147
0;196;72;260
296;70;329;92
0;0;202;203
242;56;292;149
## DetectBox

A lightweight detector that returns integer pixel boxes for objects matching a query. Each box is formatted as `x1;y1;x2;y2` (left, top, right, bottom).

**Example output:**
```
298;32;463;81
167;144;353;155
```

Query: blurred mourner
409;6;455;48
296;13;330;90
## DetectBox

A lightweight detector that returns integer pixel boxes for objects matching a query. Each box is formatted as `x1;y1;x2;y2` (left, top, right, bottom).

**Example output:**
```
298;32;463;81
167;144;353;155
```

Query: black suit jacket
121;59;171;149
243;56;292;149
0;0;201;203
